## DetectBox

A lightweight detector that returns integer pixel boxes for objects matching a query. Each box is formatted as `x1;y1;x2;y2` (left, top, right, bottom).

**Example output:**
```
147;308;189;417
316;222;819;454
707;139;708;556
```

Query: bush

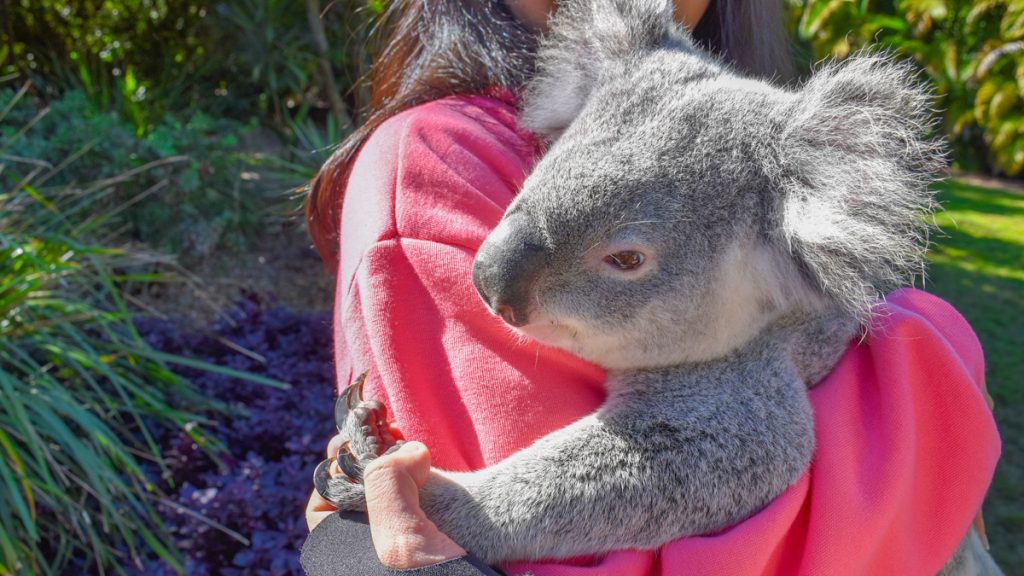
0;85;247;575
1;86;287;255
1;0;374;134
790;0;1024;176
1;0;219;133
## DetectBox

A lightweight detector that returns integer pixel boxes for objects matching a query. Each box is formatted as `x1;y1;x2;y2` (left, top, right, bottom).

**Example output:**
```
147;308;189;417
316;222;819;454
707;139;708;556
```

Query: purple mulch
131;295;337;575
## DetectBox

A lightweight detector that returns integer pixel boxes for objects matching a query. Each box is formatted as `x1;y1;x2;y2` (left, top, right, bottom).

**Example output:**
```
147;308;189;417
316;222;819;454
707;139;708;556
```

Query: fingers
364;442;466;569
366;441;431;487
306;488;337;532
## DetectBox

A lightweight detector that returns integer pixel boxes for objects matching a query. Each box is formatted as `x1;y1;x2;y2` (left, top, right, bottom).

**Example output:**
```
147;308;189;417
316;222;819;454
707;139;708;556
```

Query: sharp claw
335;370;370;431
351;370;368;403
337;442;364;482
333;396;347;433
313;458;344;507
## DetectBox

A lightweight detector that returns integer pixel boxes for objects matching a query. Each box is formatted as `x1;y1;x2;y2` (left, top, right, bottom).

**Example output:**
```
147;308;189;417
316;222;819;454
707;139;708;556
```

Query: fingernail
383;440;407;456
398;440;424;454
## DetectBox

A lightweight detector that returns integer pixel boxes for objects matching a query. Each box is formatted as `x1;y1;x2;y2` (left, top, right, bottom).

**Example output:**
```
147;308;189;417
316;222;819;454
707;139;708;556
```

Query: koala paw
314;373;405;509
339;399;399;466
322;474;367;512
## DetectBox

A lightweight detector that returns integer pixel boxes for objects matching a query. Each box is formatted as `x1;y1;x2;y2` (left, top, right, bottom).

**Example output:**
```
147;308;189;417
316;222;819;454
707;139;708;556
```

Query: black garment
301;512;506;576
691;0;722;55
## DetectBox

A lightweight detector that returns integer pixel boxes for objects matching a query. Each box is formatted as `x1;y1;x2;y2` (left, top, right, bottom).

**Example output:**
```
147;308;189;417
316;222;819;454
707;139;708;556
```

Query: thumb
367;441;432;488
363;442;466;569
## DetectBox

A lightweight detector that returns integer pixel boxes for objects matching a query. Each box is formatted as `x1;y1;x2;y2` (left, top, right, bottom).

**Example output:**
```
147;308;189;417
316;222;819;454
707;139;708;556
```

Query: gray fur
940;527;1006;576
325;0;995;571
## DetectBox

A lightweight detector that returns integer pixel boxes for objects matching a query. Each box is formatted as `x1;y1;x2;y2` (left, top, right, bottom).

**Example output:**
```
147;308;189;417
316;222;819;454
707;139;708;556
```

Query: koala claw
312;445;369;508
334;371;369;432
341;398;398;462
312;458;355;508
315;370;403;509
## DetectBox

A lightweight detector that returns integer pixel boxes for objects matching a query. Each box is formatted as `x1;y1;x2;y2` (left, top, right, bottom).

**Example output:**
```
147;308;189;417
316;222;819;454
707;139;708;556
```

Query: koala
322;0;1000;573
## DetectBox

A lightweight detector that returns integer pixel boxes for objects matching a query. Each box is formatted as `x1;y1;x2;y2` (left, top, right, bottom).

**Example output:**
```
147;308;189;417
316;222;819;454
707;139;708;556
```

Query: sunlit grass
926;178;1024;572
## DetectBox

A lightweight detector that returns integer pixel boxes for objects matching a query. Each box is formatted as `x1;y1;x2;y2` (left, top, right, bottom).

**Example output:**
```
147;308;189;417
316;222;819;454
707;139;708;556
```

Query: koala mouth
514;311;585;350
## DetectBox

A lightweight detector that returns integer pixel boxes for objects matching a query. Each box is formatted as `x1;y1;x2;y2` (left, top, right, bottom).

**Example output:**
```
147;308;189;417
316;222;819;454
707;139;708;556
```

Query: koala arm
415;352;817;565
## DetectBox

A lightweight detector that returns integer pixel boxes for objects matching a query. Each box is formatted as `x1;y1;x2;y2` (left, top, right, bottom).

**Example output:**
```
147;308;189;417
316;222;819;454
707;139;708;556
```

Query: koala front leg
414;367;815;564
319;390;401;512
417;415;648;563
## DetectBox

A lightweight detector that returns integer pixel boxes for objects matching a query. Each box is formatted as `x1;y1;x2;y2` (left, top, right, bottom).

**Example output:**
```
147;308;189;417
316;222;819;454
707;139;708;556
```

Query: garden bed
129;296;336;575
132;226;335;328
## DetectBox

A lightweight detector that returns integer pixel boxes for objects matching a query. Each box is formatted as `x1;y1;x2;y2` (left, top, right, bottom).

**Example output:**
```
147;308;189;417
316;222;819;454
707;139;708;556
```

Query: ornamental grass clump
0;83;283;575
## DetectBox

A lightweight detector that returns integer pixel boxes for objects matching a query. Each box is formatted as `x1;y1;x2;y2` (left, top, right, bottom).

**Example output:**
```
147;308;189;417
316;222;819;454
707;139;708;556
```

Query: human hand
305;434;465;569
305;433;349;532
363;441;467;568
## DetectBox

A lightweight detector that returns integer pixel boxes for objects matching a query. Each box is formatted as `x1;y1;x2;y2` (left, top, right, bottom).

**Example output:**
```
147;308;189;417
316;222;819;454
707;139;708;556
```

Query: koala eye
604;250;645;271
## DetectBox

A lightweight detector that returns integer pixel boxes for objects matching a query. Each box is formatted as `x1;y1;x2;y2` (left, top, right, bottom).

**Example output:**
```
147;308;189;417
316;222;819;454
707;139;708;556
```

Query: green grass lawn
926;178;1023;571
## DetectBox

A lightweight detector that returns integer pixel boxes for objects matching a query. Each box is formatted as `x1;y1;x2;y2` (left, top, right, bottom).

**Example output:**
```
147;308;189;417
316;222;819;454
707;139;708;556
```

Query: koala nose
472;213;547;327
495;304;528;328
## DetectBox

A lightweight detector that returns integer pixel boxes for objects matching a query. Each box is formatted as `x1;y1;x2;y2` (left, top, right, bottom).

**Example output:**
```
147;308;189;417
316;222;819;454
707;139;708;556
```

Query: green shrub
790;0;1024;176
1;0;372;134
1;86;285;255
0;84;287;575
2;0;217;134
1;83;209;575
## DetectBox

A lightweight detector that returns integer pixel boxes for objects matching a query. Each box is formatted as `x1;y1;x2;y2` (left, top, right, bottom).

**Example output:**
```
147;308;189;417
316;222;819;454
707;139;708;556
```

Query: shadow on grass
925;179;1024;571
937;180;1024;217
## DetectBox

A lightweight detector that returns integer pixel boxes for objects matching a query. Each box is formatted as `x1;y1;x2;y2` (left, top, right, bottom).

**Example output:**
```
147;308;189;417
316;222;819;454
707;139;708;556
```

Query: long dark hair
306;0;795;268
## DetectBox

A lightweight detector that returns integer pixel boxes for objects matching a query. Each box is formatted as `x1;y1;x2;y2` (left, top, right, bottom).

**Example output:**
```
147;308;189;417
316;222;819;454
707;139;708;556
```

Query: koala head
472;0;944;371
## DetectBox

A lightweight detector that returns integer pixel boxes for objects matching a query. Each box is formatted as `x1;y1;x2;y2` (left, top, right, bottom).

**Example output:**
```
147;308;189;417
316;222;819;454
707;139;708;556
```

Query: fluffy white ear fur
520;0;676;138
776;54;945;320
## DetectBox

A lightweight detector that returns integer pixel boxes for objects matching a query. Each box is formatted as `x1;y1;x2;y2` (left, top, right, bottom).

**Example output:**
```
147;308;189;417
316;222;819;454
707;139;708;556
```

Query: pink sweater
332;93;1000;575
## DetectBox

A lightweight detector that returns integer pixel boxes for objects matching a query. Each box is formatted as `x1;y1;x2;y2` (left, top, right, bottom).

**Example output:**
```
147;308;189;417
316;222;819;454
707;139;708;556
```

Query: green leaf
799;0;852;40
1003;2;1024;39
989;81;1021;121
135;348;290;389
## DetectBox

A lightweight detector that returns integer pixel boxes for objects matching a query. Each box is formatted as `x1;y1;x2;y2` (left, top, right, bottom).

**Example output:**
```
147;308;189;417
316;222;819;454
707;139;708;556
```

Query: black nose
472;214;547;327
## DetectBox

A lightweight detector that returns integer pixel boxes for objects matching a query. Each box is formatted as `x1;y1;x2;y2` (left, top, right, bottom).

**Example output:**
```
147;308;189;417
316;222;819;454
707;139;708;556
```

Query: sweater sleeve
501;289;1001;576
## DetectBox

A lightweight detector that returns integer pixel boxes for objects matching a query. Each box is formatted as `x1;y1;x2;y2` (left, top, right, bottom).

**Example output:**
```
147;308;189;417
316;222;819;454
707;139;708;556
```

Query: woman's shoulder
340;92;537;282
799;288;998;575
365;91;538;172
869;288;984;380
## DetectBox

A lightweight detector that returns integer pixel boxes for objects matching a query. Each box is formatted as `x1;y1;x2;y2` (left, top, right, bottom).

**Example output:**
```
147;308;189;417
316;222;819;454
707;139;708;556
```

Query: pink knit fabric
332;94;1000;575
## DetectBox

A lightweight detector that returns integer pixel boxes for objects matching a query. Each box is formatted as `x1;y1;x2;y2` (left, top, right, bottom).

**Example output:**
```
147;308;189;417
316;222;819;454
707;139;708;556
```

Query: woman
302;1;1000;574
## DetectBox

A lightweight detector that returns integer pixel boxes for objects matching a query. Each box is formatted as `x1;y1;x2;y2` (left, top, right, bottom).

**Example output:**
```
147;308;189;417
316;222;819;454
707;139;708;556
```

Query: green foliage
1;0;373;135
790;0;1024;176
0;1;371;253
2;1;218;134
0;84;204;575
0;83;290;575
214;0;317;125
1;86;284;255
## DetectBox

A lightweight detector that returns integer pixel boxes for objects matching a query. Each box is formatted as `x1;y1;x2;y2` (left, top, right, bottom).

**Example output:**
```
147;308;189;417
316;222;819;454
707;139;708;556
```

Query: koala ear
520;0;676;138
775;54;946;320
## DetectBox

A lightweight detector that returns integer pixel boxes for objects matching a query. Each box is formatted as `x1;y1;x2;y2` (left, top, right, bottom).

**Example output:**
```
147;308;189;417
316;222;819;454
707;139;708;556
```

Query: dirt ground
132;224;335;326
